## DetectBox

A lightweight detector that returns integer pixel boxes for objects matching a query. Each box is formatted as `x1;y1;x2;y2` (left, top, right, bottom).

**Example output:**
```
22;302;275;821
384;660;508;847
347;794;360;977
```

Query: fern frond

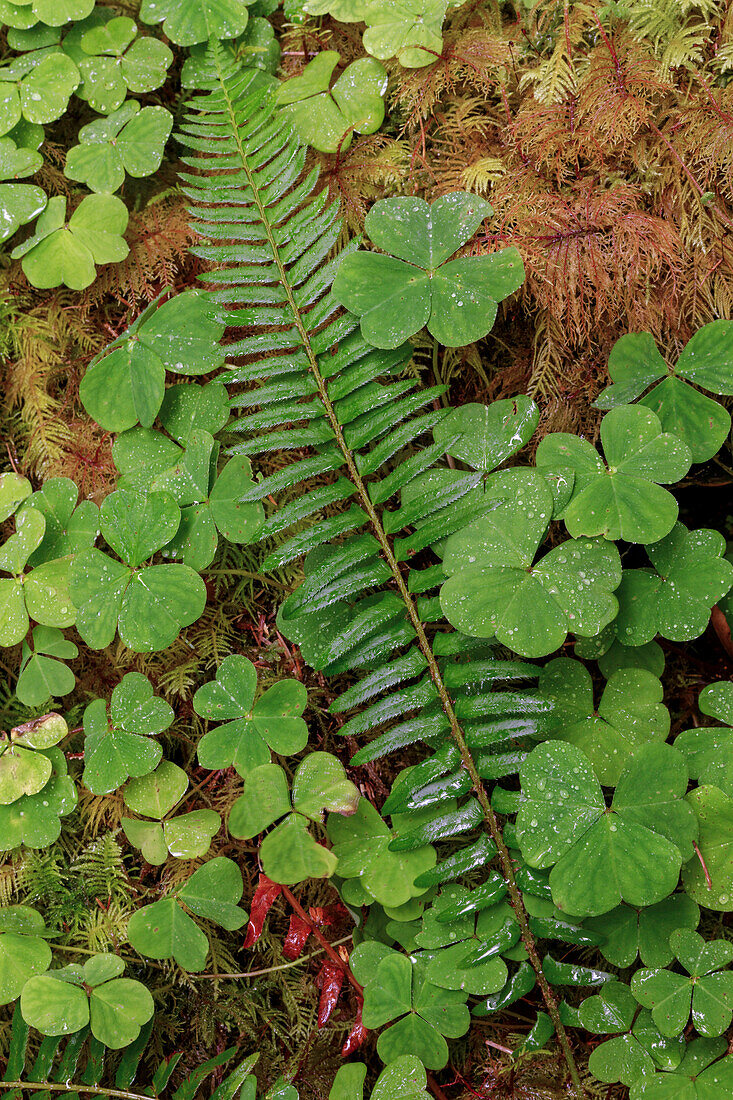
0;1006;258;1100
180;43;582;1085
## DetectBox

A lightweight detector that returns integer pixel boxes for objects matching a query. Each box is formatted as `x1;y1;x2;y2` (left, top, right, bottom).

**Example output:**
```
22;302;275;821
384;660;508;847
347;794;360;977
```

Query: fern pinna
177;42;585;1091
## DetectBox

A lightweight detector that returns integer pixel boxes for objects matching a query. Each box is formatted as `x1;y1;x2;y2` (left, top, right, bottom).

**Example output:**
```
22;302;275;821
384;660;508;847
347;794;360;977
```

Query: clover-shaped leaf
66;101;173;193
14;0;94;26
113;383;230;494
333;192;523;348
613;524;733;646
328;794;437;908
536;405;692;545
354;945;469;1069
21;953;153;1048
11;193;128;290
127;856;247;971
0;471;31;522
586;1003;685;1090
331;1056;431;1100
575;629;666;679
585;895;700;969
195;655;307;776
631;929;733;1038
537;657;669;785
292;751;361;819
229;754;358;884
122;760;219;864
17;625;78;706
0;905;51;1005
0;1;37;30
579;980;638;1034
362;0;447;69
82;672;173;795
0;505;77;645
303;0;369;20
0;136;45;242
0;711;67;805
80;290;225;432
439;468;622;657
139;0;251;46
69;490;206;652
148;431;264;570
75;16;173;113
0;745;77;848
596;323;733;463
432;397;539;471
626;1038;733;1100
676;683;733;799
682;784;733;911
414;885;512;995
0;52;80;135
276;52;387;154
516;741;698;917
124;759;188;818
19;477;99;567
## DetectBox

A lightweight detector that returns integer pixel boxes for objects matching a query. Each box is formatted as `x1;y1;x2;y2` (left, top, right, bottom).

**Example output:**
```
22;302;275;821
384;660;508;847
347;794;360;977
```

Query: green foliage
613;523;733;645
4;18;733;1100
10;193;129;290
16;626;78;705
304;0;449;68
127;857;247;971
630;930;733;1039
328;791;437;908
0;2;175;288
331;1057;432;1100
536;657;669;785
195;655;307;775
79;291;225;432
73;16;173;113
82;672;173;794
65;102;173;194
516;741;697;916
139;0;253;45
276;52;388;154
69;489;207;651
2;1007;263;1099
229;754;359;883
0;906;52;1005
0;744;77;847
439;468;622;657
0;711;68;803
535;405;692;544
596;322;733;463
353;943;470;1069
21;954;154;1048
333;192;524;348
585;894;700;969
0;136;45;242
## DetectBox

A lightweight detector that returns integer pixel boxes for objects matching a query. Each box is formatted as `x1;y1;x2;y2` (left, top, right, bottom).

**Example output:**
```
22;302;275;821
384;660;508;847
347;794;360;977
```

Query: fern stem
0;1083;150;1100
212;52;585;1097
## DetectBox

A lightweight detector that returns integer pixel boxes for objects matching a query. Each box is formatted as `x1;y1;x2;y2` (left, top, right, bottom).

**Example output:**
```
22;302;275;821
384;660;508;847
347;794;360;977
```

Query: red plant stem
711;604;733;660
280;885;363;997
693;841;713;890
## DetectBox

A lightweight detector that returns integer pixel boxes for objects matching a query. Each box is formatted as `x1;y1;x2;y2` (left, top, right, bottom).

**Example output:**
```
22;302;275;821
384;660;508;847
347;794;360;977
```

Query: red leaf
282;913;312;959
316;961;344;1027
243;875;282;949
341;1004;367;1056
